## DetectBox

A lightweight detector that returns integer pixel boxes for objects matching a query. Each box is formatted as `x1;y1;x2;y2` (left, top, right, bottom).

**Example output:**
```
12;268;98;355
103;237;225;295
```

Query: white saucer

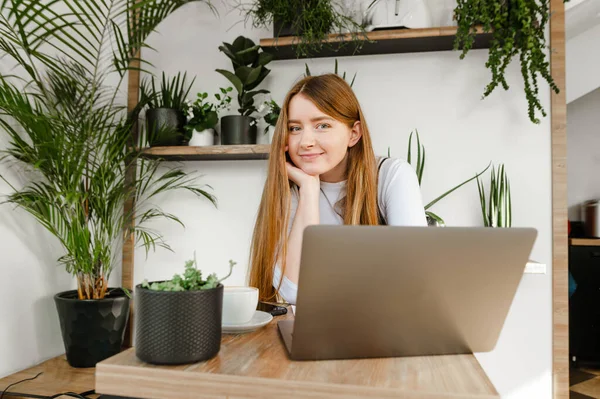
222;310;273;334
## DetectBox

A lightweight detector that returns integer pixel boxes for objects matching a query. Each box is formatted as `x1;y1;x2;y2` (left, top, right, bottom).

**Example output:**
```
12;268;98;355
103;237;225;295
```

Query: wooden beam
140;145;270;161
122;0;142;346
550;0;568;397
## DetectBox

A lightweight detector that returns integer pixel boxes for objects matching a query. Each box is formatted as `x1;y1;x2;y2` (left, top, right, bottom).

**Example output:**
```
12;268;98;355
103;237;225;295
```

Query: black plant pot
54;289;130;368
135;284;223;365
273;18;303;38
146;108;187;146
220;115;257;145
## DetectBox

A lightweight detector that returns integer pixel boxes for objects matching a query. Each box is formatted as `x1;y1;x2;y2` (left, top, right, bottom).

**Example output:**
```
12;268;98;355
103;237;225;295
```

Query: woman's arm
382;159;428;226
283;163;320;284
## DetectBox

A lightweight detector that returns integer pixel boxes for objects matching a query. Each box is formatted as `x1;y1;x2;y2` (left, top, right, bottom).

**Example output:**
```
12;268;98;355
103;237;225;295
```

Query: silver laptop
278;225;537;361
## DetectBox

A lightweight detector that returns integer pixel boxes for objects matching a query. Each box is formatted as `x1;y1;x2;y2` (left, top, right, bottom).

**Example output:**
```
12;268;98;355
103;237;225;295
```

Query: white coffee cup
222;286;259;325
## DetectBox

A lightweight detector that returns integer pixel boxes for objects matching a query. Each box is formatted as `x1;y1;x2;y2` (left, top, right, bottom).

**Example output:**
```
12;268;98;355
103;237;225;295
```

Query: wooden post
550;0;568;397
122;0;142;347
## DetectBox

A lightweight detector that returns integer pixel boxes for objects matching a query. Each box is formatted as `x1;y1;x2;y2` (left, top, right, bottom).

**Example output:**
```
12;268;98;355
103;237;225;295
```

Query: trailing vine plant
453;0;569;124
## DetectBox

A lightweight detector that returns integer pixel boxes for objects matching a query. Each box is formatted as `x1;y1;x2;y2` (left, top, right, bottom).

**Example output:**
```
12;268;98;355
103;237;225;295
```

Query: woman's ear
348;121;362;148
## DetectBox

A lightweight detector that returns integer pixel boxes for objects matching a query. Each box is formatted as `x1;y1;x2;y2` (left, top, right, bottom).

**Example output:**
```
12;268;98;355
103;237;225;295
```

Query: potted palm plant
216;36;273;145
141;72;195;146
0;0;216;368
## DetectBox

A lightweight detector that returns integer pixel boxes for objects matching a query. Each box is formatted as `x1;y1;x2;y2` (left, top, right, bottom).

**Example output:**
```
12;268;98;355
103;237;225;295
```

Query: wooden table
0;355;96;398
96;314;498;399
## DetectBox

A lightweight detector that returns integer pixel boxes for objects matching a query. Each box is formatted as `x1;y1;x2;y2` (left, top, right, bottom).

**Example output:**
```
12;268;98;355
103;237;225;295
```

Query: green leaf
426;211;444;226
258;51;274;66
245;67;270;91
425;162;491;210
216;69;243;94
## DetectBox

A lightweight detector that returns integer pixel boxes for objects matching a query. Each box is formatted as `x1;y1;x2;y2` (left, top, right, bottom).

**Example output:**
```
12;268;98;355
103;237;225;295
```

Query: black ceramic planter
146;108;187;146
135;284;223;365
54;289;130;368
273;18;303;37
220;115;257;145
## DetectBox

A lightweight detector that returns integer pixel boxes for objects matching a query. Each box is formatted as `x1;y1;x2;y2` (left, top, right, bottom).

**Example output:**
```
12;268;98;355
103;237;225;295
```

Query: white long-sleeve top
273;157;427;304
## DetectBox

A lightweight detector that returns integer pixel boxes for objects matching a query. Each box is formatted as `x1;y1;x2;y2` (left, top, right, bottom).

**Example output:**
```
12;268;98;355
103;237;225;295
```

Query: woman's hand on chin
286;162;320;192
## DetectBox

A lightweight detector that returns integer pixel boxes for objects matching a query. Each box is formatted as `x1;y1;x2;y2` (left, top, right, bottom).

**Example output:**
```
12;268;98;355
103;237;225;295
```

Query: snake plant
477;164;512;227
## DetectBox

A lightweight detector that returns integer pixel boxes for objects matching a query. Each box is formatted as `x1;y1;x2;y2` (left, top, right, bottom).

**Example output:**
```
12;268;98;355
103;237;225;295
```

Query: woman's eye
288;126;301;133
316;123;330;130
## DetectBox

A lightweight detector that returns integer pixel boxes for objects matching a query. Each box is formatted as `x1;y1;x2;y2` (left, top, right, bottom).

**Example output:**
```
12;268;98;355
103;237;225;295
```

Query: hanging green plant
245;0;368;58
453;0;568;124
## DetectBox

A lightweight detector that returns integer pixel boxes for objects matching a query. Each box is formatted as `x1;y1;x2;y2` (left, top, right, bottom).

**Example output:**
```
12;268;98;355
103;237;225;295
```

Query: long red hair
248;74;379;301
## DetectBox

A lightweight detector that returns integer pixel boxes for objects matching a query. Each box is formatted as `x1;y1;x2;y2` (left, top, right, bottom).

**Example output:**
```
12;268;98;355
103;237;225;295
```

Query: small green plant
477;164;512;228
261;98;281;134
184;87;233;133
142;258;236;292
304;59;356;87
140;72;195;111
389;130;491;225
245;0;368;58
453;0;570;124
216;36;273;117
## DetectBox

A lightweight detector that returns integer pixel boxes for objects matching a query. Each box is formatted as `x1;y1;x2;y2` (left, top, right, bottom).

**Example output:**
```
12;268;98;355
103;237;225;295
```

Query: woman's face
285;93;361;182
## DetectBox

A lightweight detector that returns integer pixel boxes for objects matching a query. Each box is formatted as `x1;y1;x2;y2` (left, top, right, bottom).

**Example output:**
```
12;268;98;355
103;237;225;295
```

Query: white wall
567;87;600;221
566;23;600;104
0;156;73;378
131;3;553;398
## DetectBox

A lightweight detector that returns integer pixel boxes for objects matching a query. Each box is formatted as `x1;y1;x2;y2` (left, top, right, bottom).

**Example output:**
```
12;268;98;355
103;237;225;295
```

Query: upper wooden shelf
140;145;270;161
260;26;492;60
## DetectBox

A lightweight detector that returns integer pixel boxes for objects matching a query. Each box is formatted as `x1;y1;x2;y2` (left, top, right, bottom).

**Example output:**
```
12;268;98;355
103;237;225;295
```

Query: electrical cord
0;372;96;399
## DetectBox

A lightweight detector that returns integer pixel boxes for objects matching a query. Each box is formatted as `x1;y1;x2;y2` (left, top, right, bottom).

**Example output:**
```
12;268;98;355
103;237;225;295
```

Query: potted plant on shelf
453;0;569;124
391;130;491;226
244;0;367;58
216;36;273;145
185;87;233;146
0;0;216;368
136;257;235;365
141;72;195;146
477;164;512;227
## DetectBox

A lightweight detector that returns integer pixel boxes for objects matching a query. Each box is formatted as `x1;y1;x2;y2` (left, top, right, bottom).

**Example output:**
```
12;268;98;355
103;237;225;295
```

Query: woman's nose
300;130;316;148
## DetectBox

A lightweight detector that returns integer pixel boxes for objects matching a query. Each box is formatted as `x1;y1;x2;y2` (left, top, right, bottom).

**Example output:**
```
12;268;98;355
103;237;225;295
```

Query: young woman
248;73;427;304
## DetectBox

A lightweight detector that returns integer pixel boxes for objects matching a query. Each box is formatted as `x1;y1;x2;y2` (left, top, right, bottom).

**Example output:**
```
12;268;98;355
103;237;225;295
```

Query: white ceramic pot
367;0;432;30
188;128;214;146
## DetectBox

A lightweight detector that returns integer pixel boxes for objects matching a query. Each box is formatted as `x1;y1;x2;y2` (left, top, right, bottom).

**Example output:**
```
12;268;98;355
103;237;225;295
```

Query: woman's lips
299;153;322;160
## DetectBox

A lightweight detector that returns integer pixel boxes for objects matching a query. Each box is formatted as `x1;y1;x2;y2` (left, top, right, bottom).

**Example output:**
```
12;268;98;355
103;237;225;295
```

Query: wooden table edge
95;355;499;399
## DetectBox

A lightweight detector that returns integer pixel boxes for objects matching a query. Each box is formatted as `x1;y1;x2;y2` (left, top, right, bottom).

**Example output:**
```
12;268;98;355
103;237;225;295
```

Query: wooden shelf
570;238;600;247
140;145;270;161
260;26;492;60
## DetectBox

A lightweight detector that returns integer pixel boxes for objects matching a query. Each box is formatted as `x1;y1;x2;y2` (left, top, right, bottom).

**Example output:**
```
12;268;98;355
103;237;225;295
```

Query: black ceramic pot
273;2;304;37
220;115;257;145
146;108;187;146
54;289;130;368
135;284;223;365
273;18;303;37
